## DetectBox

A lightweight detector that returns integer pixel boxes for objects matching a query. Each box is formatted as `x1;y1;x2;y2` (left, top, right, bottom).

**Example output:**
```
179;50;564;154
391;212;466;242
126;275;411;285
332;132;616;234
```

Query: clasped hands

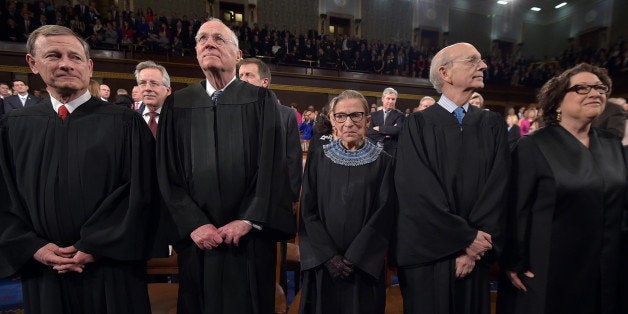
33;243;96;274
190;221;253;250
455;230;492;279
324;255;354;280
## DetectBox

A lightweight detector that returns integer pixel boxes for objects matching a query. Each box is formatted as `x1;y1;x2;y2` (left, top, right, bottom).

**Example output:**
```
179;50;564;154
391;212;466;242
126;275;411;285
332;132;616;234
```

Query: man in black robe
157;18;296;314
0;25;158;313
395;42;509;314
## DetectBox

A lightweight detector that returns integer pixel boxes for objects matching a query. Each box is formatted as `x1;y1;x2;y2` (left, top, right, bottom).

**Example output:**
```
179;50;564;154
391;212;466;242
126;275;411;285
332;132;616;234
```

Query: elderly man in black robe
395;42;509;314
0;25;158;313
157;18;295;314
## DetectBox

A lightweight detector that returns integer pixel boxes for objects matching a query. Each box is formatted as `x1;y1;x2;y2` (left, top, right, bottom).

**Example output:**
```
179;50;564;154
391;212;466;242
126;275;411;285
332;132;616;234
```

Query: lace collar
323;139;382;166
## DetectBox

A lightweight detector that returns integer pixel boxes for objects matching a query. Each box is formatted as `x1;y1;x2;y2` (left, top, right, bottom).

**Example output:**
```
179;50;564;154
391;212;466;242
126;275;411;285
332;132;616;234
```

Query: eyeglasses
566;84;609;95
447;56;486;67
196;32;234;47
138;80;165;88
333;112;365;123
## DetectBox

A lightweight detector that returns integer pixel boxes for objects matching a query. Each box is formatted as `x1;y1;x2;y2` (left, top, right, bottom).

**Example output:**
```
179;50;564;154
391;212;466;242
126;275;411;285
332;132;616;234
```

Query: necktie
135;102;141;110
383;110;389;124
148;111;158;138
453;107;465;125
211;90;222;107
58;105;69;120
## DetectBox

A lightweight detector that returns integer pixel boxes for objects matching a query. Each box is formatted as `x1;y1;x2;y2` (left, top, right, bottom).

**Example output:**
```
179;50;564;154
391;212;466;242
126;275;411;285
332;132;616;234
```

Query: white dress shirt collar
50;91;92;114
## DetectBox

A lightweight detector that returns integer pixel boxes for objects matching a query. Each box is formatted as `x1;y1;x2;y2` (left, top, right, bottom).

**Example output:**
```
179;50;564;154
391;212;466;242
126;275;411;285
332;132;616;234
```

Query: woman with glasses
298;90;395;314
498;63;626;314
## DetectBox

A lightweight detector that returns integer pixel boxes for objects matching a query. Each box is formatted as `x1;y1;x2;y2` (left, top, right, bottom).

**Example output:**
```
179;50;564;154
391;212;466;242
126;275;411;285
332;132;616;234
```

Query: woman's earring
556;109;561;122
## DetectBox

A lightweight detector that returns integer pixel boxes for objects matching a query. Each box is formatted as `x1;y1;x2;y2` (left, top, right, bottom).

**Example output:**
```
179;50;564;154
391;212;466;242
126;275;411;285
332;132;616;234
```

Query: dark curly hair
538;63;612;126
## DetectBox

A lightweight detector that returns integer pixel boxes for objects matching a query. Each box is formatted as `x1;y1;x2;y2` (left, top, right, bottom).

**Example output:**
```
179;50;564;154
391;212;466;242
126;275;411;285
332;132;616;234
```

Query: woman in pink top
519;108;536;136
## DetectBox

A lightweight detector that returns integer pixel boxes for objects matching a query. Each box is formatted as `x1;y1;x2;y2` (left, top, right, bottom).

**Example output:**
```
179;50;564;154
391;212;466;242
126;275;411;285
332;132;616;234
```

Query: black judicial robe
395;104;509;314
0;97;158;314
157;80;295;314
299;140;395;314
498;126;625;314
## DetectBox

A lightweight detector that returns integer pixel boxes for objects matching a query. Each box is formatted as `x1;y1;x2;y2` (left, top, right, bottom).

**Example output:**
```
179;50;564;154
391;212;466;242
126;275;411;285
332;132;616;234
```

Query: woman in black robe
498;63;626;314
299;90;395;314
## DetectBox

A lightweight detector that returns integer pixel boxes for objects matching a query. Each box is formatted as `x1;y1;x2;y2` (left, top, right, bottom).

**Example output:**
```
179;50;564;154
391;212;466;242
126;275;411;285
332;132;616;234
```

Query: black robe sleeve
0;100;158;277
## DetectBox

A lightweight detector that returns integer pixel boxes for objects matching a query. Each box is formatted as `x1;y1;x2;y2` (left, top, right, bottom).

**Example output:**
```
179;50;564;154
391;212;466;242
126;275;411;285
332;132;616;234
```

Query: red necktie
58;105;69;120
148;111;158;138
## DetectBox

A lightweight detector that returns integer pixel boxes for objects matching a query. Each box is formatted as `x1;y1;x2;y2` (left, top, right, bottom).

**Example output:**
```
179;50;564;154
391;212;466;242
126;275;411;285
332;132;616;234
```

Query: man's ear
26;54;39;75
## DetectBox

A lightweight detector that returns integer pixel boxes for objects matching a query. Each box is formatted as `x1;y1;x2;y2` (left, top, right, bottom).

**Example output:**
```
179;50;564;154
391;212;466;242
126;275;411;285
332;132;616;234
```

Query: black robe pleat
395;104;509;314
157;80;295;314
0;97;159;313
498;125;626;314
299;144;395;314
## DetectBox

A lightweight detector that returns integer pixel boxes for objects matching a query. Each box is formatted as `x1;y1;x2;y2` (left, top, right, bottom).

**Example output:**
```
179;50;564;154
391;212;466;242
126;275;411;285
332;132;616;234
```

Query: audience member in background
506;114;521;150
368;87;405;155
414;95;436;112
396;42;509;314
519;108;536;136
592;96;626;139
4;79;41;114
116;88;128;95
131;85;142;110
308;102;334;154
156;18;295;314
290;102;302;123
87;79;100;98
300;109;314;151
498;63;625;314
99;83;110;101
469;92;484;109
0;82;10;115
113;93;133;108
299;90;395;314
0;24;157;314
237;57;303;298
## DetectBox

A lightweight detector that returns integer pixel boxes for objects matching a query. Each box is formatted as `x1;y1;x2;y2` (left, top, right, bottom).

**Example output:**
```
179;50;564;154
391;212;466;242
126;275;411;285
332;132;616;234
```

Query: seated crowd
1;1;625;88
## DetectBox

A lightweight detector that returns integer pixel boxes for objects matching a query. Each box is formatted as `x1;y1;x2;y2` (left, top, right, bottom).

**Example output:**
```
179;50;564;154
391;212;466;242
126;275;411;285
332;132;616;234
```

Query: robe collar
323;139;383;166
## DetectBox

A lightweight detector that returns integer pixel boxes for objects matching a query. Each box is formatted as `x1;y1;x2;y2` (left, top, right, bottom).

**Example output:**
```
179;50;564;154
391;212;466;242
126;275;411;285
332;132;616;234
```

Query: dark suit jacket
4;93;41;114
368;108;405;154
592;101;626;139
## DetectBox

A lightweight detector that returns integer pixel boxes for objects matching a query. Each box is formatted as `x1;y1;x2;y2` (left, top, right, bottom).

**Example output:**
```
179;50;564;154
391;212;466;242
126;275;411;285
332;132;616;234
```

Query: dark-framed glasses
333;112;365;123
138;80;165;88
566;84;610;95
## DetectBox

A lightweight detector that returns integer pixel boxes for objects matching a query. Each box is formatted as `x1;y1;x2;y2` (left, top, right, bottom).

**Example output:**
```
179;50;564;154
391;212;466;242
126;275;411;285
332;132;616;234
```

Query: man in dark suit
0;82;9;116
592;97;626;139
237;57;303;297
4;80;41;114
368;87;405;155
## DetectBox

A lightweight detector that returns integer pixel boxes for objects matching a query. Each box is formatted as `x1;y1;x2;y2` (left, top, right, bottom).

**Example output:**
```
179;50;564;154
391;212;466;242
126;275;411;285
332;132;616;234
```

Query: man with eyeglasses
157;18;295;314
395;42;509;314
368;87;405;155
134;60;177;259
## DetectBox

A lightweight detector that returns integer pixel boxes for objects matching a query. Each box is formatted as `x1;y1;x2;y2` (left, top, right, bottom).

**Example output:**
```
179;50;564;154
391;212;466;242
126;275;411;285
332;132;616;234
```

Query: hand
455;254;476;279
190;224;224;250
506;270;535;292
53;248;97;274
465;230;493;261
324;255;353;280
217;220;252;246
33;243;75;267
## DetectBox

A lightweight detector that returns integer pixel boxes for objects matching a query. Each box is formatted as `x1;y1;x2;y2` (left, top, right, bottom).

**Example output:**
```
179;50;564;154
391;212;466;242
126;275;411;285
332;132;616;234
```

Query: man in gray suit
4;80;41;113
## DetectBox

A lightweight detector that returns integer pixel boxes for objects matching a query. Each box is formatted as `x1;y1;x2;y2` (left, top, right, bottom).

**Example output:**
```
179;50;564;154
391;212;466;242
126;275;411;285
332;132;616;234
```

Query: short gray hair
195;18;239;49
429;46;452;93
382;87;398;97
419;96;435;105
27;25;91;59
134;60;171;87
